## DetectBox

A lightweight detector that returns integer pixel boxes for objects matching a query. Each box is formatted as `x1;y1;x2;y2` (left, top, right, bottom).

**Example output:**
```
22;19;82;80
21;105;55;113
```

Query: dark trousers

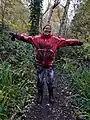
36;65;54;101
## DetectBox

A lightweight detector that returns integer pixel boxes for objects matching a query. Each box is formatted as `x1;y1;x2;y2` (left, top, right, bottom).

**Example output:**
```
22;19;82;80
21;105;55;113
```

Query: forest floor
19;71;77;120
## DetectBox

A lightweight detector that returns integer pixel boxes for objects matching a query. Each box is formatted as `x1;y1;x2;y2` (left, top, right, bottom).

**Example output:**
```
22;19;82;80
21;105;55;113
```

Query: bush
0;24;36;119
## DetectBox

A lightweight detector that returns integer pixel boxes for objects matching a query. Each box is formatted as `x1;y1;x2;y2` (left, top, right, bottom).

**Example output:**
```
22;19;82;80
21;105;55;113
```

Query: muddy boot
48;86;54;104
37;88;43;104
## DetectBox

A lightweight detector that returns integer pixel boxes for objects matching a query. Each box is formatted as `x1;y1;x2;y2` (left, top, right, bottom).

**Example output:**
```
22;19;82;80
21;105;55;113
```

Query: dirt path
21;72;76;120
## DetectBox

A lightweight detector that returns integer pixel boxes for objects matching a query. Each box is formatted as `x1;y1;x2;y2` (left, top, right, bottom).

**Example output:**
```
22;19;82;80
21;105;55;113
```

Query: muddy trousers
36;65;54;103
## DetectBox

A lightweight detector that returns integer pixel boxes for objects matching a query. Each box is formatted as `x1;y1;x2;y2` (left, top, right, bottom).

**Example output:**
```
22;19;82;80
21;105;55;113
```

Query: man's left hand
78;42;83;46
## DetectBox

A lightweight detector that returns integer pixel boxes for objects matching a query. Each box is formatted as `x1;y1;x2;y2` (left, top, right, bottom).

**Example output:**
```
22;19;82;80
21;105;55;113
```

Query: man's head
43;24;52;36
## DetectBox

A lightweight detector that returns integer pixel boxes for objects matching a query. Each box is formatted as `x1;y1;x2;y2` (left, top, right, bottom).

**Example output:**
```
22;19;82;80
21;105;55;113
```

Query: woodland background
0;0;90;119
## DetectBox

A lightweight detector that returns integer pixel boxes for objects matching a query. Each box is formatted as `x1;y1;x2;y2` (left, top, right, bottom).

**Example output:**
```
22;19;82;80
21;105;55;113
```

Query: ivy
29;0;43;35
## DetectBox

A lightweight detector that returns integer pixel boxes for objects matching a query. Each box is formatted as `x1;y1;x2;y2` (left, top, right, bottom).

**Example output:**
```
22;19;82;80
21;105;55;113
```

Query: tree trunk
59;0;71;35
29;0;43;35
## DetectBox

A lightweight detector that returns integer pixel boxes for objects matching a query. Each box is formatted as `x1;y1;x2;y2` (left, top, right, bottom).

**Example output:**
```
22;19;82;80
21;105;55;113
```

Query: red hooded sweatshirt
15;33;82;68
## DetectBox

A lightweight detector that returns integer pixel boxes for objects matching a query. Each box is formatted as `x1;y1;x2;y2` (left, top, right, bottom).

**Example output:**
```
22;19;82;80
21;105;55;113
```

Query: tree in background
70;0;90;42
29;0;43;35
0;0;29;33
0;1;35;119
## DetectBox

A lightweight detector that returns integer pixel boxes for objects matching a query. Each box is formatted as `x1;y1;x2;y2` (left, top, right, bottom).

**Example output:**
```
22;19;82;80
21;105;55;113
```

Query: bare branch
59;4;64;8
52;0;60;9
47;0;60;24
42;0;51;16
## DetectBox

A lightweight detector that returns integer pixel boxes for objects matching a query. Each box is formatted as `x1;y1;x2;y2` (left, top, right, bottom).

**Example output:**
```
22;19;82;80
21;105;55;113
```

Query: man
10;24;83;104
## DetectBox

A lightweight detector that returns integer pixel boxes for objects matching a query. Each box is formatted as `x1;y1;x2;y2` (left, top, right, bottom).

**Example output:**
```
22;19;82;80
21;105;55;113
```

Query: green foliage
82;43;90;61
66;64;90;119
55;57;90;119
0;24;36;119
0;0;90;119
63;4;90;118
70;0;90;42
0;91;4;102
55;40;90;119
0;61;36;118
0;0;29;33
29;0;43;35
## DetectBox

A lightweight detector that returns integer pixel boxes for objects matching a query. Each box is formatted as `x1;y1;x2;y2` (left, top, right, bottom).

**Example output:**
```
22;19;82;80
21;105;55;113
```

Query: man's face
43;25;51;36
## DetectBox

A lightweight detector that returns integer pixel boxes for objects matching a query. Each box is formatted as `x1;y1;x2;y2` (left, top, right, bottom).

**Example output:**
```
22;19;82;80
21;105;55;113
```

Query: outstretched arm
64;38;83;46
57;37;83;49
10;32;33;44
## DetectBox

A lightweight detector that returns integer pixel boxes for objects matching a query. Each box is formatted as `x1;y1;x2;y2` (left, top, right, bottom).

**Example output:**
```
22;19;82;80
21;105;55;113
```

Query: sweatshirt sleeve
57;37;83;49
15;33;33;44
64;38;82;46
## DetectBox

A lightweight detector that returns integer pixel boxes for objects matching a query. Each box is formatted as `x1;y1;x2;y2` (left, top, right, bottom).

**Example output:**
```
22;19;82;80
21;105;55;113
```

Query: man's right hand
9;32;17;41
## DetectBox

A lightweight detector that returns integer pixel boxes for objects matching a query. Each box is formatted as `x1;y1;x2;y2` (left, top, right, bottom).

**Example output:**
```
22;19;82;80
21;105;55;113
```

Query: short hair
43;24;51;30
